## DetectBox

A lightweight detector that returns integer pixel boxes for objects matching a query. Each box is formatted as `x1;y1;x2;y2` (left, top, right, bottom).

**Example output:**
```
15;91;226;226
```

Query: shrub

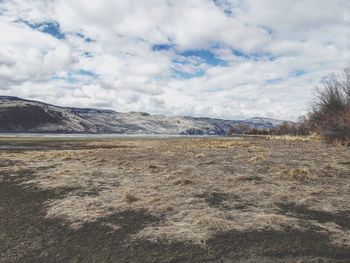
269;119;311;136
309;67;350;144
229;124;252;134
229;119;311;136
228;67;350;144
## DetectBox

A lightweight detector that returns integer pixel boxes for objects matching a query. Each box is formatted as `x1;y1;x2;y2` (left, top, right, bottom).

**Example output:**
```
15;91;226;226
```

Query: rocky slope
0;96;286;134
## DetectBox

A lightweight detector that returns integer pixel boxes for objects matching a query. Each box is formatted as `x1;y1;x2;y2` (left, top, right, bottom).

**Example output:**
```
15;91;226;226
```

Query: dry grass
173;178;194;186
1;136;350;252
249;151;270;163
195;153;205;158
124;192;140;203
266;134;321;142
288;167;312;181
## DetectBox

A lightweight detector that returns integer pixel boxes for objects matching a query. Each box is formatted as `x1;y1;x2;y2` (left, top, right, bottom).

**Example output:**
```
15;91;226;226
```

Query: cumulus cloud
0;0;349;120
0;21;72;85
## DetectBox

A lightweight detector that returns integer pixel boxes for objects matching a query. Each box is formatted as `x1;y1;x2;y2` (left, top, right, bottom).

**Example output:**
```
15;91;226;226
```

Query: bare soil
1;136;350;262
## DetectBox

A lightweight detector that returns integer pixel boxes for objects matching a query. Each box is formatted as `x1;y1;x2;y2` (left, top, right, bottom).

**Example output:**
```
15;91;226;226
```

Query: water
0;133;227;139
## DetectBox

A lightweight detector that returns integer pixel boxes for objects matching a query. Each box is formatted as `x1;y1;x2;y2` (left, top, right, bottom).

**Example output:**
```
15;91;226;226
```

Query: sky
0;0;349;120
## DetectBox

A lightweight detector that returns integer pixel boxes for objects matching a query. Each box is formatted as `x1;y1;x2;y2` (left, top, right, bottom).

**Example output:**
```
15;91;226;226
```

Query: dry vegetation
229;67;350;146
309;67;350;144
1;136;350;262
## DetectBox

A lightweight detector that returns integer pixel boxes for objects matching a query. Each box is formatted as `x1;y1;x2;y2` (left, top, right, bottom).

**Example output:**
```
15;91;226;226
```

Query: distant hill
0;96;287;135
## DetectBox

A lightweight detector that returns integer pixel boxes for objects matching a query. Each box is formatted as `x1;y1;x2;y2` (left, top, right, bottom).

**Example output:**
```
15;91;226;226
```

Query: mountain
241;117;288;129
0;96;287;135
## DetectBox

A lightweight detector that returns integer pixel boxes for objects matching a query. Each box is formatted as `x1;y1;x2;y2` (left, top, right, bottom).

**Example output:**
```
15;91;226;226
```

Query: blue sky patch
232;49;278;61
266;70;306;84
232;49;251;59
76;33;94;43
171;70;205;79
260;26;274;36
152;44;174;51
83;52;93;58
51;74;76;83
291;70;306;77
52;70;98;83
170;49;227;79
213;0;233;16
179;49;227;67
265;77;286;84
76;69;98;78
26;21;65;39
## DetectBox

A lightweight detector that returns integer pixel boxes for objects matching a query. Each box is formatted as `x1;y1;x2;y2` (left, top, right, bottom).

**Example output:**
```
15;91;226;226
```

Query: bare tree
309;67;350;144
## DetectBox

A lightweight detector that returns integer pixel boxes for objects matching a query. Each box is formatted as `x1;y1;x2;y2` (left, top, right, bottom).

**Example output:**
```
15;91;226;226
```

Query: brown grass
1;136;350;253
174;178;194;186
249;151;270;163
288;167;312;181
266;134;321;142
124;192;140;203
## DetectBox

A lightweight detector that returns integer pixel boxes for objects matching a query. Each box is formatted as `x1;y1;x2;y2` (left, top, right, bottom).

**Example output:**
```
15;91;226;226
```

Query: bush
228;119;311;136
229;67;350;144
270;120;311;136
309;67;350;144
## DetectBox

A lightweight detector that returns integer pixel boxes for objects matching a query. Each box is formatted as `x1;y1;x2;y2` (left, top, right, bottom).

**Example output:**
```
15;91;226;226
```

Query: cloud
0;21;72;86
0;0;349;120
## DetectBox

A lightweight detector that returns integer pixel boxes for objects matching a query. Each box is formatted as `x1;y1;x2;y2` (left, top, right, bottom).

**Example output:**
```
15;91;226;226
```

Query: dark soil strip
196;191;254;210
278;202;350;229
207;229;350;262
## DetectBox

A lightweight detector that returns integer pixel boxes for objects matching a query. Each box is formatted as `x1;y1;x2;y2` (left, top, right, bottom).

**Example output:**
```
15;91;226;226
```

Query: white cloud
0;0;349;120
0;21;72;85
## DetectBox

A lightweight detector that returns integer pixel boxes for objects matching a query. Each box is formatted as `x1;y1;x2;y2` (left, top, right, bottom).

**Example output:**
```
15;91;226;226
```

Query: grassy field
1;136;350;262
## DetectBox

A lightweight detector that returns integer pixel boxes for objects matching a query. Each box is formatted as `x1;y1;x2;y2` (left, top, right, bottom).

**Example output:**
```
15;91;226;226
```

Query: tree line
229;67;350;145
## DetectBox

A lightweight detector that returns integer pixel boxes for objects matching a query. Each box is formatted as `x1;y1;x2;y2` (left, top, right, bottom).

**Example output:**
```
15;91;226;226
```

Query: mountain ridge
0;96;288;135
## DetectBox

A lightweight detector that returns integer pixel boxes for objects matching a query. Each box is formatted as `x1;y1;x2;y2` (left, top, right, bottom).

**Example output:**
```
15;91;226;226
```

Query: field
1;136;350;262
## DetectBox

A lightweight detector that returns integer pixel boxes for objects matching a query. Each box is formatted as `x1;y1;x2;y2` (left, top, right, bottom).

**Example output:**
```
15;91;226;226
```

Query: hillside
0;96;286;134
